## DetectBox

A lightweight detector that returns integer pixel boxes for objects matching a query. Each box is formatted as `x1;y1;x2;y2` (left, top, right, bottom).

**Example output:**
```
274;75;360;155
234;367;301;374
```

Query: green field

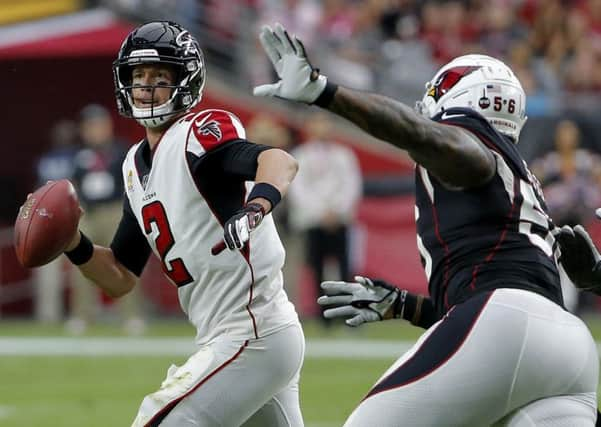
0;355;395;427
0;317;599;426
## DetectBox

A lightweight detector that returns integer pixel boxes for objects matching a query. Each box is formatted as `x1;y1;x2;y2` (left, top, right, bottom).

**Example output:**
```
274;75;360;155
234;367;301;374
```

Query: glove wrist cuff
392;289;408;319
243;202;266;216
313;79;338;107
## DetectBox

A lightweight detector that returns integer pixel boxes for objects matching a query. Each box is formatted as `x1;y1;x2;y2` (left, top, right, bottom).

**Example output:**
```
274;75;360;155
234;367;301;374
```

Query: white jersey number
518;174;553;257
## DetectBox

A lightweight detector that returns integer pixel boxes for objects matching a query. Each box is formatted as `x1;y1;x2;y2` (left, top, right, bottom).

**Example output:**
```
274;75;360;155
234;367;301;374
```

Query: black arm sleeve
401;293;439;329
110;198;151;276
191;139;274;180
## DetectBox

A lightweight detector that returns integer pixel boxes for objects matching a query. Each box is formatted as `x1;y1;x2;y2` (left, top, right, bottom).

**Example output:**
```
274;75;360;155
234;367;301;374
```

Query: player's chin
134;101;159;109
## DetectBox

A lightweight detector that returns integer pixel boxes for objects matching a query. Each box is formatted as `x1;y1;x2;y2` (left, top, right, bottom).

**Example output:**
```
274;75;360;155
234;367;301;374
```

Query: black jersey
415;107;563;316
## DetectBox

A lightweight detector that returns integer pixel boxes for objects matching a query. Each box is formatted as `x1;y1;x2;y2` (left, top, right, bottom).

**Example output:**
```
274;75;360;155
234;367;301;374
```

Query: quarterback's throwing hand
253;23;327;103
318;276;406;327
212;203;265;255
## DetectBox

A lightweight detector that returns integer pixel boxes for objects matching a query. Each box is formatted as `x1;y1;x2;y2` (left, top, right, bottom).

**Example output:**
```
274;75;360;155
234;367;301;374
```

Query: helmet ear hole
119;65;133;86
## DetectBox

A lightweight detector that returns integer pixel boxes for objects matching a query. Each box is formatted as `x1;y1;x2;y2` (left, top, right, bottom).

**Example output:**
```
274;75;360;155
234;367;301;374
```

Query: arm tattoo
328;87;432;152
326;87;495;188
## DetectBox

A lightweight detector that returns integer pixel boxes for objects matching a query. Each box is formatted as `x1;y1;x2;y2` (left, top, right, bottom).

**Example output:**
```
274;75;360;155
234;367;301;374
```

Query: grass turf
0;316;599;426
0;355;394;427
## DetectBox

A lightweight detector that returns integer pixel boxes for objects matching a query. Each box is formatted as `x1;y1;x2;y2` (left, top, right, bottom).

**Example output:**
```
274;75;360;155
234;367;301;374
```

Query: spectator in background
532;119;601;312
316;0;377;91
478;1;526;60
288;111;362;324
421;0;478;65
68;104;145;335
251;0;323;88
36;119;79;185
532;120;601;226
34;119;80;323
246;114;302;305
258;0;322;46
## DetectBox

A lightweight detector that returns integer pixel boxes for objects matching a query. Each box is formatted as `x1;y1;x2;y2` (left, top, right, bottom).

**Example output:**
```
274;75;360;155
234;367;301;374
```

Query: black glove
212;203;264;254
554;224;601;294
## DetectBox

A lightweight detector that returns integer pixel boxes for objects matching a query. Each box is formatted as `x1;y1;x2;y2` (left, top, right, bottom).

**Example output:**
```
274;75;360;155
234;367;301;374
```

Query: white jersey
122;108;299;345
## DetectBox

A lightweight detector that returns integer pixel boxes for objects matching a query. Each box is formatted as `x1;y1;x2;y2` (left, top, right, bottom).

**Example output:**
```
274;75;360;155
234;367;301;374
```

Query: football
14;180;80;268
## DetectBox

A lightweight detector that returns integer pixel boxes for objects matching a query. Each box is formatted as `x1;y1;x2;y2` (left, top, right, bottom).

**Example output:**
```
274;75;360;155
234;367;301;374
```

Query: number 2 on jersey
142;201;193;287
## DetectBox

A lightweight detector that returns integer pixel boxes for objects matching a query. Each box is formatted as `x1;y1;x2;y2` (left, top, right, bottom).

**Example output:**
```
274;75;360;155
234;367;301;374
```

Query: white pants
132;323;305;427
344;289;598;427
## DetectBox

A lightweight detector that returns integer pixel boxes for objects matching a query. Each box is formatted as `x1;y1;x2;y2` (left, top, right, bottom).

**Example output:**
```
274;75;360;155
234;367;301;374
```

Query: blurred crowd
100;0;601;112
176;0;601;114
14;0;601;323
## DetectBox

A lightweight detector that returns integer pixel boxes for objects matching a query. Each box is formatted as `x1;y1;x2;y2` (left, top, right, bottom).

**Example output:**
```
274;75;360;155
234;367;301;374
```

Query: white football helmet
415;54;527;142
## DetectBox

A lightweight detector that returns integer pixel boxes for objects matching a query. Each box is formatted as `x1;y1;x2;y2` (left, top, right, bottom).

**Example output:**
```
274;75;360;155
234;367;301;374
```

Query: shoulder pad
187;109;246;153
434;107;528;179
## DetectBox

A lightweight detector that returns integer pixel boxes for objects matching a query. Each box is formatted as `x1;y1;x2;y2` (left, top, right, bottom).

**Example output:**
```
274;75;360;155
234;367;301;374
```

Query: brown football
14;180;80;268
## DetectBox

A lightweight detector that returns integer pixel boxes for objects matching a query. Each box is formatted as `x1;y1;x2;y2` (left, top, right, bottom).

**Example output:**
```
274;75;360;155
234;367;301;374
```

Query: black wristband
65;231;94;265
313;81;338;108
401;293;439;329
248;183;282;212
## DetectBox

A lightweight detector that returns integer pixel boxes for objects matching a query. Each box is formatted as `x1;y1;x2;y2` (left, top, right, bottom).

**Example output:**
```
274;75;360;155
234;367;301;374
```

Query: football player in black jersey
255;23;599;426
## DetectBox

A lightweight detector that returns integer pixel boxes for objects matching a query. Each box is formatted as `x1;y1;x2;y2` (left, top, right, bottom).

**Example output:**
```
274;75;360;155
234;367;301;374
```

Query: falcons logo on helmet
194;115;223;140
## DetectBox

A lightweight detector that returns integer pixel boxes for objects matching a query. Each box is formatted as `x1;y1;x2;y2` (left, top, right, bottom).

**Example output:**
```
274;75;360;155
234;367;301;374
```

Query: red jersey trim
188;109;245;152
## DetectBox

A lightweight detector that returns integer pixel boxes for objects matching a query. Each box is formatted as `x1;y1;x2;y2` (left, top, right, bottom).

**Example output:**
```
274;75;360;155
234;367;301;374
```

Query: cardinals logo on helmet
429;66;481;101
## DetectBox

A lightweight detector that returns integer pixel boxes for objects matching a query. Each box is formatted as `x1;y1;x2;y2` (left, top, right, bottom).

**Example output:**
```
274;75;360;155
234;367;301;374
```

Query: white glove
253;23;327;103
318;276;406;327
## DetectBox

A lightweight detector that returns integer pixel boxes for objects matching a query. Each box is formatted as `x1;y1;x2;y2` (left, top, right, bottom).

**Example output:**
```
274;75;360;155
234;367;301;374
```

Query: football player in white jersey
253;23;599;426
61;21;305;426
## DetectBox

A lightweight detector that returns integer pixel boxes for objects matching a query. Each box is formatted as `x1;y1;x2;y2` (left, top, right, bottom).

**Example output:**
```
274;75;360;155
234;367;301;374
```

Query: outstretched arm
324;87;495;188
253;23;495;189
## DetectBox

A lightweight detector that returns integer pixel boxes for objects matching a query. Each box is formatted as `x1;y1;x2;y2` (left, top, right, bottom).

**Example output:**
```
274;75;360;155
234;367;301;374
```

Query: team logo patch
194;114;223;140
478;97;490;109
200;120;222;139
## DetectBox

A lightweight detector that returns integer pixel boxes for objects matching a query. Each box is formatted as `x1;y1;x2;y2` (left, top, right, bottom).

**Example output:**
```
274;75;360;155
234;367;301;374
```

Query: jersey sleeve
188;140;274;181
110;198;151;277
186;109;246;154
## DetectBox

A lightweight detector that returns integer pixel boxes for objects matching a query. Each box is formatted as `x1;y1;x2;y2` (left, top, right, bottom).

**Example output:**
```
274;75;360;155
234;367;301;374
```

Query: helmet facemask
113;23;206;128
